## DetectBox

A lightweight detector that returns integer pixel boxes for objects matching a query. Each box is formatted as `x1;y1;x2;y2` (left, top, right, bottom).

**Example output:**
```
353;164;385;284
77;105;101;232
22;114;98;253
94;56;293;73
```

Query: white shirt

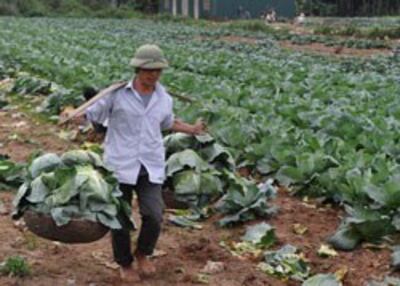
85;81;174;185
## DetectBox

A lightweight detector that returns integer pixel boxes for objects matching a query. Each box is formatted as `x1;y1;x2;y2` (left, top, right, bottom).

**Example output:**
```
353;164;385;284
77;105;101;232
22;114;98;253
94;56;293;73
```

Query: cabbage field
1;16;400;285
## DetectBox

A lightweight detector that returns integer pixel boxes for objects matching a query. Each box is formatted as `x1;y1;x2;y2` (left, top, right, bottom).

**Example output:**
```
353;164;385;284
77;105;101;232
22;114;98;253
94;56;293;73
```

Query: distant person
294;12;306;25
237;5;244;18
264;9;277;24
238;5;251;19
244;10;251;19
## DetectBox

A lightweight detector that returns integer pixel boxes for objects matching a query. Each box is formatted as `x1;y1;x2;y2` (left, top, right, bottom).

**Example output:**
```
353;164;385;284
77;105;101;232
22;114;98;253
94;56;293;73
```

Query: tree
299;0;400;16
133;0;158;13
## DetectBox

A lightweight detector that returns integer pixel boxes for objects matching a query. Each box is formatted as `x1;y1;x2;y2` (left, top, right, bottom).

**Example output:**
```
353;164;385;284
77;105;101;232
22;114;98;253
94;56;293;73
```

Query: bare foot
119;265;141;283
135;252;156;277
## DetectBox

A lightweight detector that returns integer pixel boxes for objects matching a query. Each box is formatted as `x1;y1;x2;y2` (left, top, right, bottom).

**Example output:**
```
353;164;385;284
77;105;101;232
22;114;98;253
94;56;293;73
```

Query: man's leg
134;169;164;276
111;183;140;282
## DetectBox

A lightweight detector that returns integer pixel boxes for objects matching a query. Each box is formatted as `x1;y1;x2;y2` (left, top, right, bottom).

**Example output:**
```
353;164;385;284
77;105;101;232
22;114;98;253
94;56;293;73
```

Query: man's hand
59;107;86;126
171;118;207;136
192;118;207;135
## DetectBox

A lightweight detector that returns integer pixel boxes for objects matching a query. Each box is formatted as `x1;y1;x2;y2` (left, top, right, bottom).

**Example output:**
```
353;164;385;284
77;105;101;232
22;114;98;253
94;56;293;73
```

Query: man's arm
59;82;125;126
59;96;111;127
170;118;206;135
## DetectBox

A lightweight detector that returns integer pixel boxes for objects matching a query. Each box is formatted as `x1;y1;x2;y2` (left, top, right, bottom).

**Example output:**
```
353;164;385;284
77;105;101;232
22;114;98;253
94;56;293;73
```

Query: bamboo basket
24;210;109;244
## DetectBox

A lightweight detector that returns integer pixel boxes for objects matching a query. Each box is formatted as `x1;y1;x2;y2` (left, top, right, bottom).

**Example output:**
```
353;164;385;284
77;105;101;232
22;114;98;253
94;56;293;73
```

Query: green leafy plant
391;246;400;270
302;274;342;286
0;256;30;277
12;150;134;230
328;206;395;251
258;244;310;281
241;222;276;249
164;133;234;209
0;155;26;189
367;276;400;286
215;178;277;227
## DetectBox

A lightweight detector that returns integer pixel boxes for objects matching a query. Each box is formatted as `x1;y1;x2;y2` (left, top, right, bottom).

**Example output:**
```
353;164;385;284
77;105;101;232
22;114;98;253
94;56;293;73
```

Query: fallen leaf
168;215;203;230
293;223;308;235
14;121;27;128
13;220;26;231
301;202;317;209
334;265;348;281
318;244;338;258
150;249;167;258
8;133;19;141
57;130;78;141
193;273;209;284
92;251;119;270
362;242;390;250
174;267;185;274
201;261;225;274
11;113;23;119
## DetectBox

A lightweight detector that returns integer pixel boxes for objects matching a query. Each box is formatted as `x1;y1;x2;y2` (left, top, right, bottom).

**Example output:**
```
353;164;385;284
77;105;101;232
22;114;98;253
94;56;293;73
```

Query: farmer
66;44;205;282
294;12;306;25
264;8;276;24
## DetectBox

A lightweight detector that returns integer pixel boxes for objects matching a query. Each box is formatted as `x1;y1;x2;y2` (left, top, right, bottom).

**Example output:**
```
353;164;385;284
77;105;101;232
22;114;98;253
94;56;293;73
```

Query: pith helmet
130;44;169;69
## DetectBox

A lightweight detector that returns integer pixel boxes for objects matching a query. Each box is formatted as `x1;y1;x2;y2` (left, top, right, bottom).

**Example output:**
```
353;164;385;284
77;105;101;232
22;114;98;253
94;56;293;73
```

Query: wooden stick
58;82;196;125
0;78;12;86
58;81;126;126
169;91;196;103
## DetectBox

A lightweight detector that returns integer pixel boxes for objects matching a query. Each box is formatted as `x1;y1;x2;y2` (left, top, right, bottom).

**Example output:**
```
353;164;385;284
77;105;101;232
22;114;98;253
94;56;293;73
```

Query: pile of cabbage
164;133;234;209
12;150;133;230
164;133;277;226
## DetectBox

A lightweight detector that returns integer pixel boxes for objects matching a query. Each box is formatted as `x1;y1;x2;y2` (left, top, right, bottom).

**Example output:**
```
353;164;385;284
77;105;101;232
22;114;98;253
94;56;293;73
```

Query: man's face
137;68;162;88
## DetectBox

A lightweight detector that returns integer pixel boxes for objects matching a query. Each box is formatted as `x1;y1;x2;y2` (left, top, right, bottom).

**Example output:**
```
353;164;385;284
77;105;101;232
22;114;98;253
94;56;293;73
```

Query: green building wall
212;0;296;19
159;0;296;19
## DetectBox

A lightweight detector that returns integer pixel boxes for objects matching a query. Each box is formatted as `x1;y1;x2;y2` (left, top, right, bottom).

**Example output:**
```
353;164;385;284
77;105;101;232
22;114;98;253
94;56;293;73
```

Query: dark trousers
111;168;164;267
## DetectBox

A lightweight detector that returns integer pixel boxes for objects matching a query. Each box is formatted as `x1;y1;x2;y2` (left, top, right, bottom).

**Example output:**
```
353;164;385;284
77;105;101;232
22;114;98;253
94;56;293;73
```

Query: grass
222;19;290;34
0;255;31;277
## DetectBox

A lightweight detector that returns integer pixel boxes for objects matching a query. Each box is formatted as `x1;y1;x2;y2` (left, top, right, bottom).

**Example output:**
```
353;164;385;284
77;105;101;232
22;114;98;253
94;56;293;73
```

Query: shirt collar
125;79;134;91
126;78;161;95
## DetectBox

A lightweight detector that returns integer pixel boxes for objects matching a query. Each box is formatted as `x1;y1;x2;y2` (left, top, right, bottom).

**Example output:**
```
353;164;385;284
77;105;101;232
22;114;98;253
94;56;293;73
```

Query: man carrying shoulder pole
63;44;205;282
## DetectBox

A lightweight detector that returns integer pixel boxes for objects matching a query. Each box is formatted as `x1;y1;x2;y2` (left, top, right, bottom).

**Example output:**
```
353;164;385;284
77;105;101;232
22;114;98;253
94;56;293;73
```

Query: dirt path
215;22;393;58
271;22;394;57
215;35;391;58
0;107;396;286
279;41;391;58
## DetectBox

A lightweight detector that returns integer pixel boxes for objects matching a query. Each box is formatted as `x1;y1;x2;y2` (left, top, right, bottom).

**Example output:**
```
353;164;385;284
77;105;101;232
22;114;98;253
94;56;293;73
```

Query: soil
0;105;397;286
215;22;393;58
282;20;399;57
219;36;258;45
216;35;391;58
279;41;391;58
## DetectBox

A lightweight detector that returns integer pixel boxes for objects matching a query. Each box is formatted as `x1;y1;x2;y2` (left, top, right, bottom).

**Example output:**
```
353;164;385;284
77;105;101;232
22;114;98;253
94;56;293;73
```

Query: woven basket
23;210;109;244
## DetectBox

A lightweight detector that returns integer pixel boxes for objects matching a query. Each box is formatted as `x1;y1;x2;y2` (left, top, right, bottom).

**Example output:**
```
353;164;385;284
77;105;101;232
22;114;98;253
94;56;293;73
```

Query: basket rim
24;209;102;224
